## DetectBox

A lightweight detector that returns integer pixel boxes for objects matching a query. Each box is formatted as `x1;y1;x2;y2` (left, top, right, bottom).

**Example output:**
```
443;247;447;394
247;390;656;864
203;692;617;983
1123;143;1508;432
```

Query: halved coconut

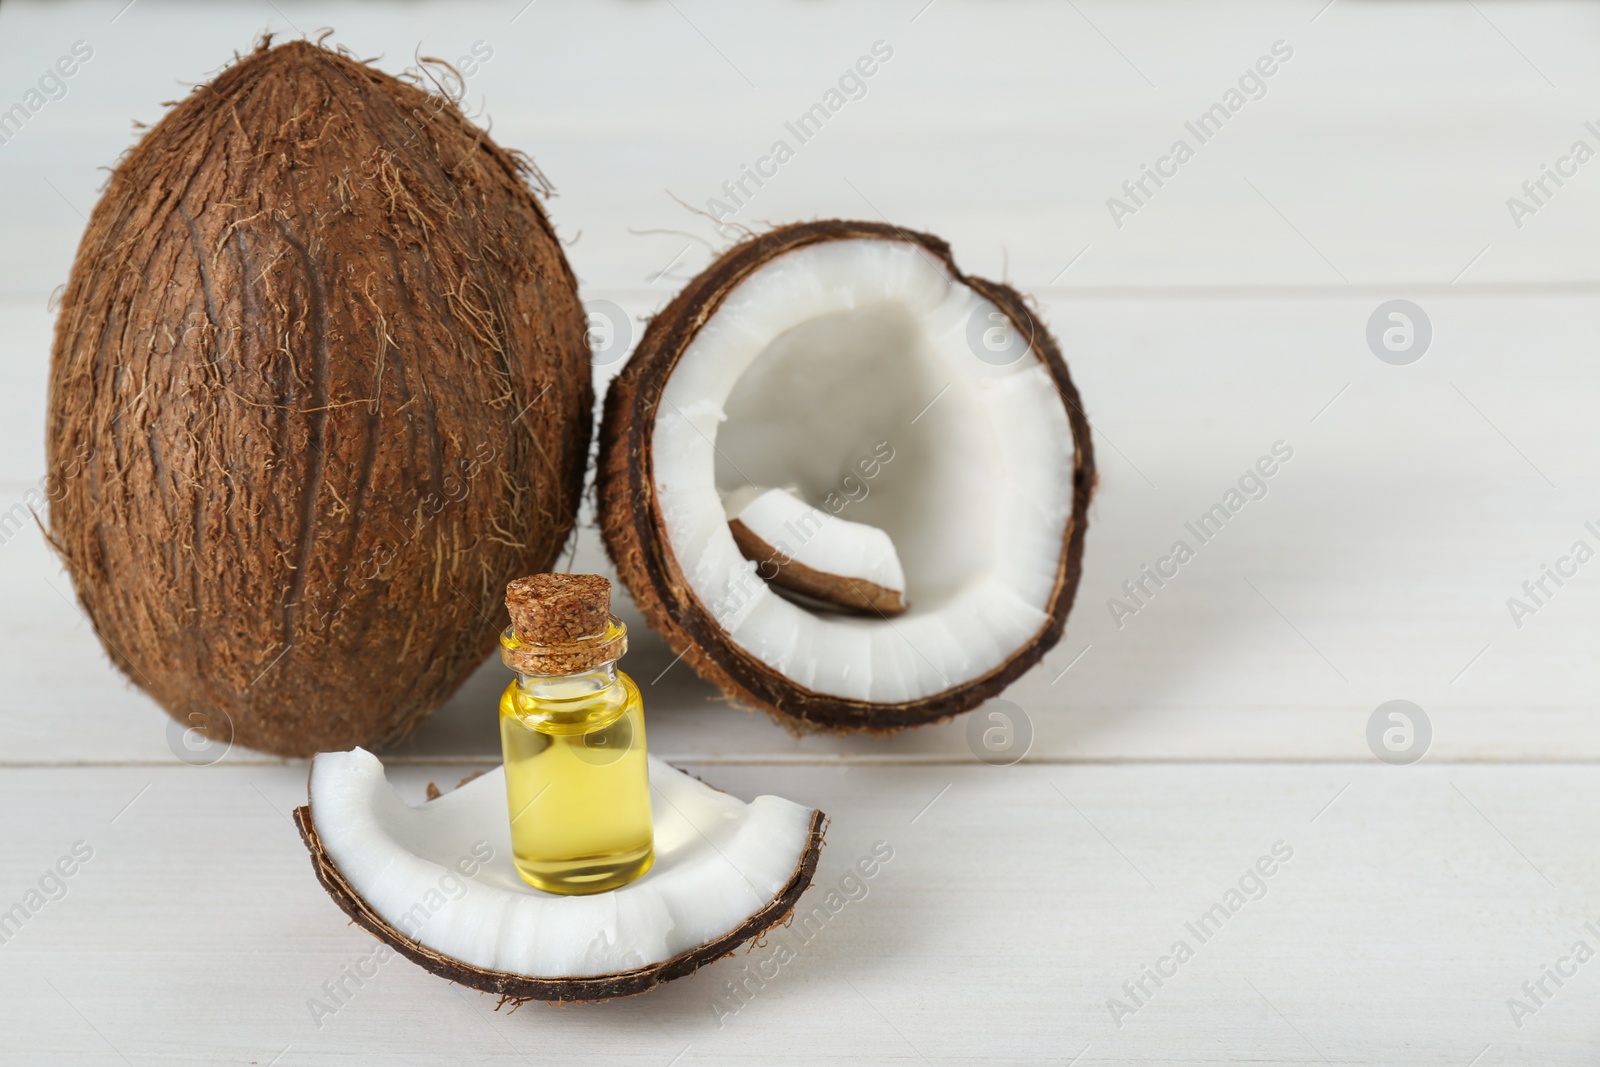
295;748;825;1002
599;220;1094;732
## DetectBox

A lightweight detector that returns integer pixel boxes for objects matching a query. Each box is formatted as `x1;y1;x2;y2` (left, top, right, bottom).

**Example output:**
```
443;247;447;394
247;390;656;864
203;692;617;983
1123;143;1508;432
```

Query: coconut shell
293;802;827;1003
45;39;592;757
598;220;1094;733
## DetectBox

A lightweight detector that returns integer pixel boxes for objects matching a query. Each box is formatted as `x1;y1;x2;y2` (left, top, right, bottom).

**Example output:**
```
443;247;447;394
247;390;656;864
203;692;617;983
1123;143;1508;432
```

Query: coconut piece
725;487;908;616
44;38;591;757
296;748;826;1002
599;220;1094;733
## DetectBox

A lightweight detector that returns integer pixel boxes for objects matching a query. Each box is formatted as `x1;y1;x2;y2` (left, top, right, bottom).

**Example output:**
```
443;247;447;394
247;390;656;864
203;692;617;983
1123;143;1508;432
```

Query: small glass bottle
498;573;654;895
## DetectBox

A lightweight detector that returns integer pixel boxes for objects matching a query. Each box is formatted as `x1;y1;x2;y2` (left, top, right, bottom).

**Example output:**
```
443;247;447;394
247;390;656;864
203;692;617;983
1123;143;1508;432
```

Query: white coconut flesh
723;485;907;600
652;238;1077;702
307;748;816;978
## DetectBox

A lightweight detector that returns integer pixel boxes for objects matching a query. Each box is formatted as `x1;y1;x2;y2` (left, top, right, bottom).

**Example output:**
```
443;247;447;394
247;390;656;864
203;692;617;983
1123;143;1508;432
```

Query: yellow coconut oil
497;575;654;895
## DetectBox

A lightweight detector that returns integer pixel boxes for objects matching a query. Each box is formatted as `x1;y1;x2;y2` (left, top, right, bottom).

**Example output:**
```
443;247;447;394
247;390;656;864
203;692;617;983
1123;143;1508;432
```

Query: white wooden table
3;1;1599;1063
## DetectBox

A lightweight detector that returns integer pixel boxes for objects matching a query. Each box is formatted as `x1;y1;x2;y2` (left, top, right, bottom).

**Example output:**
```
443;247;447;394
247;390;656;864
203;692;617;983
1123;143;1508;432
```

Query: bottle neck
513;659;622;703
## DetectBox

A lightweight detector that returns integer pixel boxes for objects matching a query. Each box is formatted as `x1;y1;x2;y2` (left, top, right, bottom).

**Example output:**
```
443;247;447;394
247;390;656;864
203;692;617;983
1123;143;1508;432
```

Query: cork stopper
501;574;626;675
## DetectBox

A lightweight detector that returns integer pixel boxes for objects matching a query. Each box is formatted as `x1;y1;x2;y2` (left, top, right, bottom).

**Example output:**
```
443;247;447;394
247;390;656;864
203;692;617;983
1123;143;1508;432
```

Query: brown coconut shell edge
293;790;827;1004
598;219;1096;734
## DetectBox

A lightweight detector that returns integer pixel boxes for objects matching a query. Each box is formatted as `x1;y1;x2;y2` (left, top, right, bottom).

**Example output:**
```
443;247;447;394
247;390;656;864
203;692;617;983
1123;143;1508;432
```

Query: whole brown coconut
599;220;1094;734
45;38;592;757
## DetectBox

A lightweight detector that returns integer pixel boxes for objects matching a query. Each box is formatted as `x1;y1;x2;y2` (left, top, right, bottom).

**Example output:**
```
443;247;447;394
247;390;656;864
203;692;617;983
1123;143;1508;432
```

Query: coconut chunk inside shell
296;749;825;1001
726;486;909;615
600;221;1093;731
